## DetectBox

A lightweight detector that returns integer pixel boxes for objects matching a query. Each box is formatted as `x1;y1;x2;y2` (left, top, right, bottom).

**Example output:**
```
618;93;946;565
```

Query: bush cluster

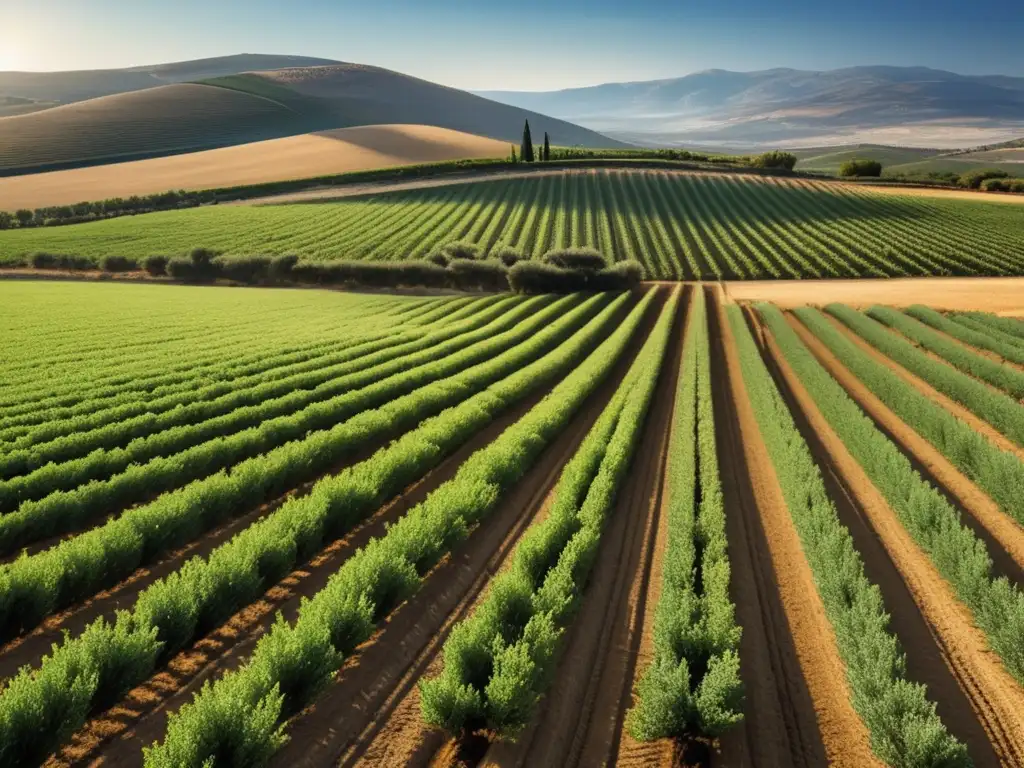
0;293;626;765
743;305;968;766
142;292;650;765
980;177;1024;193
420;289;674;737
749;150;798;171
838;159;883;177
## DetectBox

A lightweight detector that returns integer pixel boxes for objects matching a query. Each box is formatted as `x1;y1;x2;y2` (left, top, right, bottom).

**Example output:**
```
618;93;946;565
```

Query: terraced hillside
2;280;1024;768
3;169;1024;279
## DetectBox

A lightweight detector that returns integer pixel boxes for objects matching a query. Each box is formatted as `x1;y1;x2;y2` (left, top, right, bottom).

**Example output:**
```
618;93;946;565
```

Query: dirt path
47;338;602;768
752;311;1024;766
783;311;1024;579
819;311;1024;461
709;289;880;768
474;288;685;768
725;277;1024;316
255;288;668;768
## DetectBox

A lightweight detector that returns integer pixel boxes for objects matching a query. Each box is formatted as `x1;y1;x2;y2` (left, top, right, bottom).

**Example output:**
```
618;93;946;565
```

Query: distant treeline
0;150;800;231
14;244;645;295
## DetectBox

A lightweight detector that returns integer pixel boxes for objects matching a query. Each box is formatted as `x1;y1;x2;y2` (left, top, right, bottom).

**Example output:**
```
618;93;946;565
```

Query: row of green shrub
142;291;655;766
628;288;743;740
951;311;1024;342
902;305;1024;368
0;303;425;426
420;287;678;737
827;304;1024;447
22;247;645;294
0;300;466;456
868;306;1024;398
795;306;1024;529
0;295;597;641
0;299;523;508
762;304;1024;689
745;305;968;766
0;298;564;557
0;292;630;767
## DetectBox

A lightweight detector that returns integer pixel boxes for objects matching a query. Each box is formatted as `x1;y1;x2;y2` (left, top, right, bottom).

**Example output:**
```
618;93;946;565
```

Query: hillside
0;84;306;173
0;54;340;105
477;66;1024;148
0;60;620;175
792;144;942;173
0;125;510;209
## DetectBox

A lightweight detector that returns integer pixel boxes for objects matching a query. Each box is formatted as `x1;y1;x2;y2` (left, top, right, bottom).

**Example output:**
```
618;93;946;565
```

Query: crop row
627;287;743;740
0;290;641;767
951;311;1024;343
827;305;1024;447
793;306;1024;528
741;305;967;766
420;286;679;737
4;171;1024;279
0;297;519;484
902;305;1024;368
140;289;657;766
760;304;1024;687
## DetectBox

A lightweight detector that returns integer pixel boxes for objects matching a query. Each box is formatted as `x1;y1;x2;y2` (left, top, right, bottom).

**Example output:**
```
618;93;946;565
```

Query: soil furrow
479;286;684;768
711;289;878;768
752;310;1024;767
783;310;1024;578
260;287;669;768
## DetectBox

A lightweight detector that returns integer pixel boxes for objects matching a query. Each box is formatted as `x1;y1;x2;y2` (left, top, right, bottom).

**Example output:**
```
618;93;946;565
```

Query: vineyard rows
2;280;1024;766
3;169;1024;279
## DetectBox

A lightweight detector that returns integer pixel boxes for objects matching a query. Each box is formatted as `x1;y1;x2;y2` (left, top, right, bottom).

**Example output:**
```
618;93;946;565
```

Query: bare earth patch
725;277;1024;316
0;125;508;210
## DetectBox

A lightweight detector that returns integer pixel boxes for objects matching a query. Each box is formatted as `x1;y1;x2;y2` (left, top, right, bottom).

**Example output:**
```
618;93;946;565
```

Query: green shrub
493;245;522;268
440;241;480;261
838;159;883;177
959;168;1009;189
749;151;797;171
99;255;138;273
543;247;606;270
143;255;169;277
446;259;507;291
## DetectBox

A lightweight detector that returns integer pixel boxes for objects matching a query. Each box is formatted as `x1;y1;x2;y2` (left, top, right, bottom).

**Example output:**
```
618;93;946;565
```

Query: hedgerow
627;288;743;740
742;305;968;767
420;287;679;738
901;305;1024;368
142;289;657;766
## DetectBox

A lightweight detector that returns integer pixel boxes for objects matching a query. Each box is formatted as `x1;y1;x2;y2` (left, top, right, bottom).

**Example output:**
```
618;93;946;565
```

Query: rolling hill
0;124;510;209
477;66;1024;149
0;58;621;175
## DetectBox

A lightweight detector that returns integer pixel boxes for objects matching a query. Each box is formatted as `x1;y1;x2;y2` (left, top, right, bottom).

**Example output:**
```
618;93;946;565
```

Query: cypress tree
510;145;517;163
543;132;550;161
521;120;534;162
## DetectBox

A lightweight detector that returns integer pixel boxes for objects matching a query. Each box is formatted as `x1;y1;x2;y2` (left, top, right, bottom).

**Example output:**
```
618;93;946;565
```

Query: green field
4;169;1024;280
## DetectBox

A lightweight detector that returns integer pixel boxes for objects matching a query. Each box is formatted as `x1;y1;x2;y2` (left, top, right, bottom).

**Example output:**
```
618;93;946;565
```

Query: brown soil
709;288;880;768
262;288;670;768
726;277;1024;316
783;311;1024;577
44;345;583;768
752;310;1024;766
476;288;685;768
817;311;1024;462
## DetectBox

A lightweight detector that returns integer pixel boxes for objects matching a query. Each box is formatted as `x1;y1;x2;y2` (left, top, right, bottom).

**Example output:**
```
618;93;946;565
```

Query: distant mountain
0;57;621;174
476;66;1024;149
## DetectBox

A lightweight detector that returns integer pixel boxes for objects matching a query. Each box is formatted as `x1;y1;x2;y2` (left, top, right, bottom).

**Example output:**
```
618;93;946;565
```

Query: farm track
257;287;670;768
783;311;1024;578
750;309;1024;767
711;290;877;768
476;286;684;768
44;350;577;768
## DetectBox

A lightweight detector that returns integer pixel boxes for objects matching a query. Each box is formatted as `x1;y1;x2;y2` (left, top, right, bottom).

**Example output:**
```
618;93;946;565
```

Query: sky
1;0;1022;90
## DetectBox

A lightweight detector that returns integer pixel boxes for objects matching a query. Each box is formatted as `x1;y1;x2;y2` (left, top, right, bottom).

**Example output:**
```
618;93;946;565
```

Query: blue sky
2;0;1022;88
